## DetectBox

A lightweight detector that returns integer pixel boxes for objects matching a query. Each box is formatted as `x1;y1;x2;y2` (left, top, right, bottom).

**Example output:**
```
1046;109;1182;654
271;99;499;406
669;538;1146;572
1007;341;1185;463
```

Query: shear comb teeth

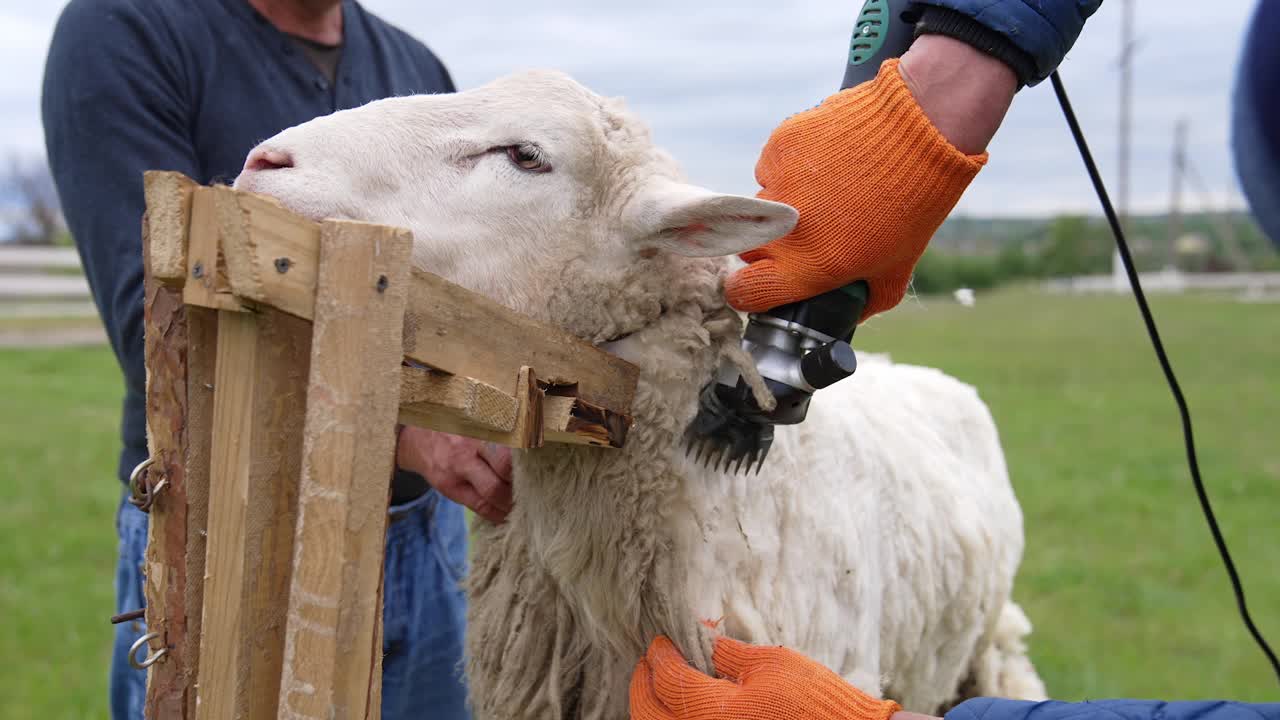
682;426;771;475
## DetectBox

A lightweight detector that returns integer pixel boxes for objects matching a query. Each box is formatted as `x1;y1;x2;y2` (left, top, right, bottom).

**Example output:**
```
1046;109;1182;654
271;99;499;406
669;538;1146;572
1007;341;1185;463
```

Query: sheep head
234;69;796;328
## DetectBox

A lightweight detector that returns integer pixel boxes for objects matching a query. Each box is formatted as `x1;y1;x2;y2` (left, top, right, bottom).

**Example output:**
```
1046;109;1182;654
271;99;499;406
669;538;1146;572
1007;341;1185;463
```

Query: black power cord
1049;70;1280;685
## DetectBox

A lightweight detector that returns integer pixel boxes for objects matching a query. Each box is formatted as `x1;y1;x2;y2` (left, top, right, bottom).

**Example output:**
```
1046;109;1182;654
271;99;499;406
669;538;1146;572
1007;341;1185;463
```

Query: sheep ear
625;178;798;257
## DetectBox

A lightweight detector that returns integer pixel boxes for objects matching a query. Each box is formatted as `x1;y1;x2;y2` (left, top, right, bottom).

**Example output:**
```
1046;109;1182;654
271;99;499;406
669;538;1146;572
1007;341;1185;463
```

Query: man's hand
630;634;903;720
397;426;513;524
724;35;1018;319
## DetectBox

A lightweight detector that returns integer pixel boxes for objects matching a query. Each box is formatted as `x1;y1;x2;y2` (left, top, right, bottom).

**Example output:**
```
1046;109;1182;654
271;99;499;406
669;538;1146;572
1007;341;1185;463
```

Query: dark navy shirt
42;0;455;485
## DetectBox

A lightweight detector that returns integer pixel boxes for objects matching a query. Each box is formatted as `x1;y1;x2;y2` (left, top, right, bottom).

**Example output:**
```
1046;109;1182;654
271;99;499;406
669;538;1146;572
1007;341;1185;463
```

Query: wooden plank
155;180;636;414
276;220;411;720
367;560;386;718
182;306;216;710
209;186;636;416
195;308;311;720
402;270;635;410
144;171;198;284
396;366;632;448
183;187;247;313
195;311;254;719
142;208;193;718
399;366;517;432
397;366;543;448
216;187;320;320
183;188;219;308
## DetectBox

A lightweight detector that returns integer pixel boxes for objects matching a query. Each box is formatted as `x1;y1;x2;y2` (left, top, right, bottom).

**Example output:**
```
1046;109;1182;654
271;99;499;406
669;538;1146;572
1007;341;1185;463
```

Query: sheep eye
506;144;551;173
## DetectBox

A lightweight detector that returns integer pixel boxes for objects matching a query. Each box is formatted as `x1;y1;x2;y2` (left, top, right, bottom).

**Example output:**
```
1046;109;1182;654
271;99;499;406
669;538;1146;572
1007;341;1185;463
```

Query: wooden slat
142;209;193;718
182;306;216;709
402;270;634;410
195;311;253;719
144;171;198;284
156;179;635;419
399;366;517;432
183;187;247;313
397;366;543;448
195;309;311;720
183;188;219;309
206;185;635;416
276;220;412;720
216;186;320;320
396;366;632;448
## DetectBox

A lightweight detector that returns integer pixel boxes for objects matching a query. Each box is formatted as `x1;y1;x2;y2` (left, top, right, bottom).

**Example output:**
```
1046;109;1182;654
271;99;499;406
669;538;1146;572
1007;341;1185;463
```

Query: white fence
0;246;92;302
0;246;103;346
1044;269;1280;297
0;246;83;270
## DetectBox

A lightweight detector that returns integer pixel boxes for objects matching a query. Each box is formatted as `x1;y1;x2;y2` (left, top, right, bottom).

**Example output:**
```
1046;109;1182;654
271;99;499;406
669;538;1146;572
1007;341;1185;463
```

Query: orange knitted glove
630;634;902;720
724;58;988;319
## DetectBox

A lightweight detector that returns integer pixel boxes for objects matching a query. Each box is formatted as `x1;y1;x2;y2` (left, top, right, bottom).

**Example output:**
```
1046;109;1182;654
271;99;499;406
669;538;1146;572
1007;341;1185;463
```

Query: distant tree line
913;212;1279;295
2;154;67;246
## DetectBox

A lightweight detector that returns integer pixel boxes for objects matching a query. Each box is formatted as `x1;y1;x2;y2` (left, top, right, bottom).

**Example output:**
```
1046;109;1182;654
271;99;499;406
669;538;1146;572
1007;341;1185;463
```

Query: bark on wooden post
275;220;412;720
142;209;195;717
194;308;313;720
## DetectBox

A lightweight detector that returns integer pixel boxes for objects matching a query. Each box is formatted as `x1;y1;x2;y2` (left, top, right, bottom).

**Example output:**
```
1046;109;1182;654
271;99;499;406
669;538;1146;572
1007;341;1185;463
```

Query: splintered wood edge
144;171;198;284
543;394;632;448
399;365;518;433
397;365;632;449
213;185;264;303
514;367;543;449
396;367;540;449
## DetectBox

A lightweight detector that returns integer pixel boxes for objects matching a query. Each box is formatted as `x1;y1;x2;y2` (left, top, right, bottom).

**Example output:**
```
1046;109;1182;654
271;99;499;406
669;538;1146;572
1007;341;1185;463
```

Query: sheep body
465;255;1040;719
233;69;1045;720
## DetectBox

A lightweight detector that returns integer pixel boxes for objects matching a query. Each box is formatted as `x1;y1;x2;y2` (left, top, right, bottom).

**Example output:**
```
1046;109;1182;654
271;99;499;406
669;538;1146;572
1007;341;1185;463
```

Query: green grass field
1;287;1276;716
858;287;1279;702
0;344;126;718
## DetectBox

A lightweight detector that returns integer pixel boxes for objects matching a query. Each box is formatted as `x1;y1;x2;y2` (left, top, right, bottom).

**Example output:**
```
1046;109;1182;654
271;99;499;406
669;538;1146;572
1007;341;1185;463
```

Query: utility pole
1166;117;1187;269
1170;119;1250;270
1185;155;1250;270
1113;0;1135;289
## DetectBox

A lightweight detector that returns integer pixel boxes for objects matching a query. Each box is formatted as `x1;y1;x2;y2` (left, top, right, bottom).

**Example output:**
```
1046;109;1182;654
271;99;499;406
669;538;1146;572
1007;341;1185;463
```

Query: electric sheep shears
684;0;912;474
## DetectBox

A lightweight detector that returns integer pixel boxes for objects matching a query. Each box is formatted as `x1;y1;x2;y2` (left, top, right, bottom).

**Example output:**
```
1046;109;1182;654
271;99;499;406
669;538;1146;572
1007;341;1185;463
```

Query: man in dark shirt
41;2;502;718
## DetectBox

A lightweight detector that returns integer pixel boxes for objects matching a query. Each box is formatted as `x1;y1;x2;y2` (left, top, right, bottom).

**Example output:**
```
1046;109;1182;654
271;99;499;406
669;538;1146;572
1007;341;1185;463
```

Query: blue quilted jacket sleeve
947;697;1280;720
917;0;1103;85
1231;0;1280;247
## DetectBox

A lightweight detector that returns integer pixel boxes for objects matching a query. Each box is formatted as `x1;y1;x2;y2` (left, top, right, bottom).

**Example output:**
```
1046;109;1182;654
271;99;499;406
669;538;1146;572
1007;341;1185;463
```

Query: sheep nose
243;148;294;172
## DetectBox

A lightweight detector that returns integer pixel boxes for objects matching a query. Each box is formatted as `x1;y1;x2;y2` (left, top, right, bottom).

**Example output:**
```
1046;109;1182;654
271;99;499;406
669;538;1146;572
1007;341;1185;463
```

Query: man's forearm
897;34;1018;155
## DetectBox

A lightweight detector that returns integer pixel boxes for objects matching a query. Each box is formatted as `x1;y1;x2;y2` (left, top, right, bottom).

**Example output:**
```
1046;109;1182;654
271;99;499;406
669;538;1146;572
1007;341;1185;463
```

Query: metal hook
127;457;168;513
110;608;146;625
128;631;168;670
140;477;169;513
128;457;153;502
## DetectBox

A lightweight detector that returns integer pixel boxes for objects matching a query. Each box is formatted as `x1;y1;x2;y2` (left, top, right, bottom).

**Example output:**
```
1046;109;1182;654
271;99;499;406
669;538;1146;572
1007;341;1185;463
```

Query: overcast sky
0;0;1263;217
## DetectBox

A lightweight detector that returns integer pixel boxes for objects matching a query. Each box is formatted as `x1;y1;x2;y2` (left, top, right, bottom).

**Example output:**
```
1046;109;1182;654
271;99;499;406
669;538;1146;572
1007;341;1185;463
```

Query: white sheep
235;69;1046;719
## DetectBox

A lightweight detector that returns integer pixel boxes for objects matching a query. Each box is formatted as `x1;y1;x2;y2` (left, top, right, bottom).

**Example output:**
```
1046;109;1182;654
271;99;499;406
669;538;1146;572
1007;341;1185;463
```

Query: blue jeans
110;489;471;719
